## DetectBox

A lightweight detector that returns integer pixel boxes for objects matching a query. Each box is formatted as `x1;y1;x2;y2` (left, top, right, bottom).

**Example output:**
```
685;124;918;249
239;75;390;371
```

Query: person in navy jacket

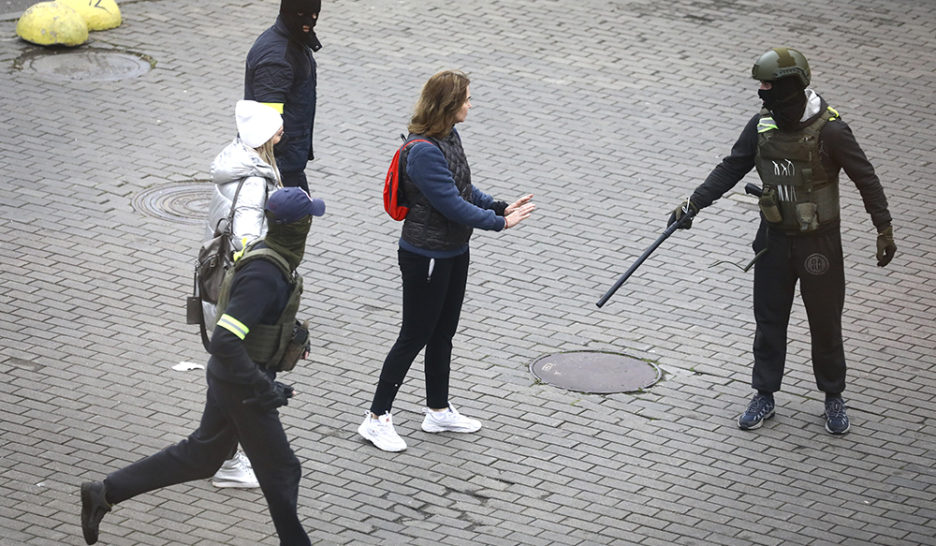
245;0;322;194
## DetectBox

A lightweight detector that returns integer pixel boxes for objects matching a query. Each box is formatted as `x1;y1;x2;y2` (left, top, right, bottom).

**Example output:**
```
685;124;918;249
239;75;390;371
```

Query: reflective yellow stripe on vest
757;116;778;133
217;314;249;340
760;107;838;134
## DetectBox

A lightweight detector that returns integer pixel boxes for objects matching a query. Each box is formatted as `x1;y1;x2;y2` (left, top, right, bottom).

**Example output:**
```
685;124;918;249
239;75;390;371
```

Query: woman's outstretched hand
505;194;534;216
504;195;535;229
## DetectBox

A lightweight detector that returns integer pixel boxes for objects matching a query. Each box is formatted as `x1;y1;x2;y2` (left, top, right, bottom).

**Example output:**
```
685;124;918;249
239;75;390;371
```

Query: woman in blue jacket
358;70;535;452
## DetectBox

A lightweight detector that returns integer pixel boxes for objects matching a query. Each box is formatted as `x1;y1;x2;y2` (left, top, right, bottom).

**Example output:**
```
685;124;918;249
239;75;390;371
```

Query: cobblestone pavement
1;0;934;544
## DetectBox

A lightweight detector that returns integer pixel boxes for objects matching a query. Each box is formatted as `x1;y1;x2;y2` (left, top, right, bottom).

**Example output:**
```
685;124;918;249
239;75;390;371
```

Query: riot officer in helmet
667;47;896;435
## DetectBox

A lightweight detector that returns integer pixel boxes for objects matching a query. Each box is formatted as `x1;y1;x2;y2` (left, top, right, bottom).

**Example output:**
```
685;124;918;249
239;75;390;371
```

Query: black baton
596;207;696;308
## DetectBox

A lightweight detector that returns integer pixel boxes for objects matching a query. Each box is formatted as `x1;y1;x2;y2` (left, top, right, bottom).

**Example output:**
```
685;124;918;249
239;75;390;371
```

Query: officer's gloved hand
667;200;698;229
244;379;294;411
876;224;896;267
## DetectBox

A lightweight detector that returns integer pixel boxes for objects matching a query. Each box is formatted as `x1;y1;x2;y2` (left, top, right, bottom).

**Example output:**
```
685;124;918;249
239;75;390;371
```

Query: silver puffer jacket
202;137;280;326
204;137;280;246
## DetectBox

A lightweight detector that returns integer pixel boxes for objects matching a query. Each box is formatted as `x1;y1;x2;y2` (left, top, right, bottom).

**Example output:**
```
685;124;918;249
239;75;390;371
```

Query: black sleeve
821;120;892;230
207;329;266;386
690;114;760;210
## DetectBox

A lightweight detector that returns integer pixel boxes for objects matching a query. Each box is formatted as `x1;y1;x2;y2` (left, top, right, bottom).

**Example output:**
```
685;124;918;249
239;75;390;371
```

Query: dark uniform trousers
103;373;311;546
751;223;847;395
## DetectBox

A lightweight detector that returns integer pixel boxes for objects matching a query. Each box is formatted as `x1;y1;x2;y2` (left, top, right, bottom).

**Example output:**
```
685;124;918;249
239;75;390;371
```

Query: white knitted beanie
235;100;282;148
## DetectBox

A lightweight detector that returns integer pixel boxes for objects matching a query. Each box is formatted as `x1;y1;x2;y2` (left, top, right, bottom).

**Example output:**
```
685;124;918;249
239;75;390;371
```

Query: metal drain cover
530;351;661;394
132;181;213;225
17;48;153;82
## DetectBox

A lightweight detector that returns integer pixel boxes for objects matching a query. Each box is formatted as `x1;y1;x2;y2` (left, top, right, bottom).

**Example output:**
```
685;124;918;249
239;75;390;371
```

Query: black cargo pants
751;222;846;395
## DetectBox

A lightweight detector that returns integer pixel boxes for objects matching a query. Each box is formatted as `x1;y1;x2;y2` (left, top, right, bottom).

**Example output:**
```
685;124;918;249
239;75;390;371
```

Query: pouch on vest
758;185;783;224
795;202;819;232
277;319;310;373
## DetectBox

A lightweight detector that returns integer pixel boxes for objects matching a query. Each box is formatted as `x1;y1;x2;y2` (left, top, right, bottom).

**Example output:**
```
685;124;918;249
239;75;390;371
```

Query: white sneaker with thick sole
358;412;407;452
211;451;259;488
421;404;482;433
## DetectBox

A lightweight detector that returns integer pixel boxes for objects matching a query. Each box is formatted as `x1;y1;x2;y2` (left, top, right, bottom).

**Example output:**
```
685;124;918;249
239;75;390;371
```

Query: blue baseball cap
265;187;326;224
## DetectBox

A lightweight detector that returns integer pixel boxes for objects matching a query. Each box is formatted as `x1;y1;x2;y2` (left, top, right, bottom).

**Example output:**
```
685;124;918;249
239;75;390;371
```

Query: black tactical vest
400;130;474;251
755;106;840;233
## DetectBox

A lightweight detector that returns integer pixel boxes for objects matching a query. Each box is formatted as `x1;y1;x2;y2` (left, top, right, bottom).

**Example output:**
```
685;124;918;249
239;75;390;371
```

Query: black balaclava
758;76;807;131
280;0;322;50
264;216;312;271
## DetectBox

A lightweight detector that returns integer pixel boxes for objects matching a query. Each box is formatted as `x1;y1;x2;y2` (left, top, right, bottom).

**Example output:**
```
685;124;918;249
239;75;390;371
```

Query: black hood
279;0;322;50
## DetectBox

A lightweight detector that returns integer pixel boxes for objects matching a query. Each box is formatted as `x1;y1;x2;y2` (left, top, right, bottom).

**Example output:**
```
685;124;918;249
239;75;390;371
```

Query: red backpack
383;138;431;220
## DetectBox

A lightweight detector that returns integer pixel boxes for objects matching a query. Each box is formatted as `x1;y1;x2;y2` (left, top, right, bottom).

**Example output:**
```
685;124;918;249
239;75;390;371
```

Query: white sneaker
421;404;482;433
211;451;259;488
358;412;407;452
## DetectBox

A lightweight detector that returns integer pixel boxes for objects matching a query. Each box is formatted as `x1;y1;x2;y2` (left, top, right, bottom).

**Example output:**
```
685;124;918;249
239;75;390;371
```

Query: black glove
667;200;698;229
491;200;509;216
876;224;896;267
243;380;294;411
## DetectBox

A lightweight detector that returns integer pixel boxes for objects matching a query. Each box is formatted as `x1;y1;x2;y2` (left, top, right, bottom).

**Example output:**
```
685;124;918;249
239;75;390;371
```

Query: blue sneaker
738;393;775;430
824;397;850;435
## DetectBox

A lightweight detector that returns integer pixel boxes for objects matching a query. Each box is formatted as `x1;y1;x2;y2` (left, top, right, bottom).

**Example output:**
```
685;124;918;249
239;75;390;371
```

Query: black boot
80;481;111;545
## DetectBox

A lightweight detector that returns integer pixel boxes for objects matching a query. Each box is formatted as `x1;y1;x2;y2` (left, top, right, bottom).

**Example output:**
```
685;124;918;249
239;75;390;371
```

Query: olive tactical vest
754;106;840;233
215;244;303;370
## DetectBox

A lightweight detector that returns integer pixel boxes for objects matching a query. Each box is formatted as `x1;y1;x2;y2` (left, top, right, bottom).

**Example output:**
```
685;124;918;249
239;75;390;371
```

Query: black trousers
751;224;846;395
369;248;470;415
104;373;311;546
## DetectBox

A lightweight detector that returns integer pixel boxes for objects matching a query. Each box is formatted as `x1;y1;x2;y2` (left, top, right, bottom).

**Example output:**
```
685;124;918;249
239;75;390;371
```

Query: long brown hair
407;70;470;138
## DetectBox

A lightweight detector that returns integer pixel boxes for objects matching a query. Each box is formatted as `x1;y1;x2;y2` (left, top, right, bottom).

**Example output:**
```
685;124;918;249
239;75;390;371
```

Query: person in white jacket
203;100;284;326
204;100;283;489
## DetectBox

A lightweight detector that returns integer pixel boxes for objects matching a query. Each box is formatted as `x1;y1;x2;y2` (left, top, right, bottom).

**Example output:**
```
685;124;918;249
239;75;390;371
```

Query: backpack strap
402;138;433;152
234;244;294;282
227;178;248;223
398;138;435;185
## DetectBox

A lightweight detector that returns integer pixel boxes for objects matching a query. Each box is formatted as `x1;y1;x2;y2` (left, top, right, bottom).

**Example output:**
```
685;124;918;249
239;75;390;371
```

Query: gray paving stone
2;0;936;544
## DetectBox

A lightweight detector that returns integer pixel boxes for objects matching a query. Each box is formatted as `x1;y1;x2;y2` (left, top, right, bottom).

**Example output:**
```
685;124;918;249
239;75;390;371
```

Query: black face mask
280;0;322;50
758;77;807;131
264;216;312;271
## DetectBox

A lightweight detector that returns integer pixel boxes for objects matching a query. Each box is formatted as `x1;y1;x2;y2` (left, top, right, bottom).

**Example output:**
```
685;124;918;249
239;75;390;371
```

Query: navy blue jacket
244;16;317;176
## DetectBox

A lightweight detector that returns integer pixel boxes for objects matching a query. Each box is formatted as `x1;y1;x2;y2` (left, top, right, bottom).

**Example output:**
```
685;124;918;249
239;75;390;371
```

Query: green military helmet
751;47;810;86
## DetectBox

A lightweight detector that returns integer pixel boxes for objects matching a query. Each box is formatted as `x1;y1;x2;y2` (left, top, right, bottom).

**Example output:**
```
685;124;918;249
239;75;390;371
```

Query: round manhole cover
132;181;213;225
16;48;153;82
530;351;661;394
